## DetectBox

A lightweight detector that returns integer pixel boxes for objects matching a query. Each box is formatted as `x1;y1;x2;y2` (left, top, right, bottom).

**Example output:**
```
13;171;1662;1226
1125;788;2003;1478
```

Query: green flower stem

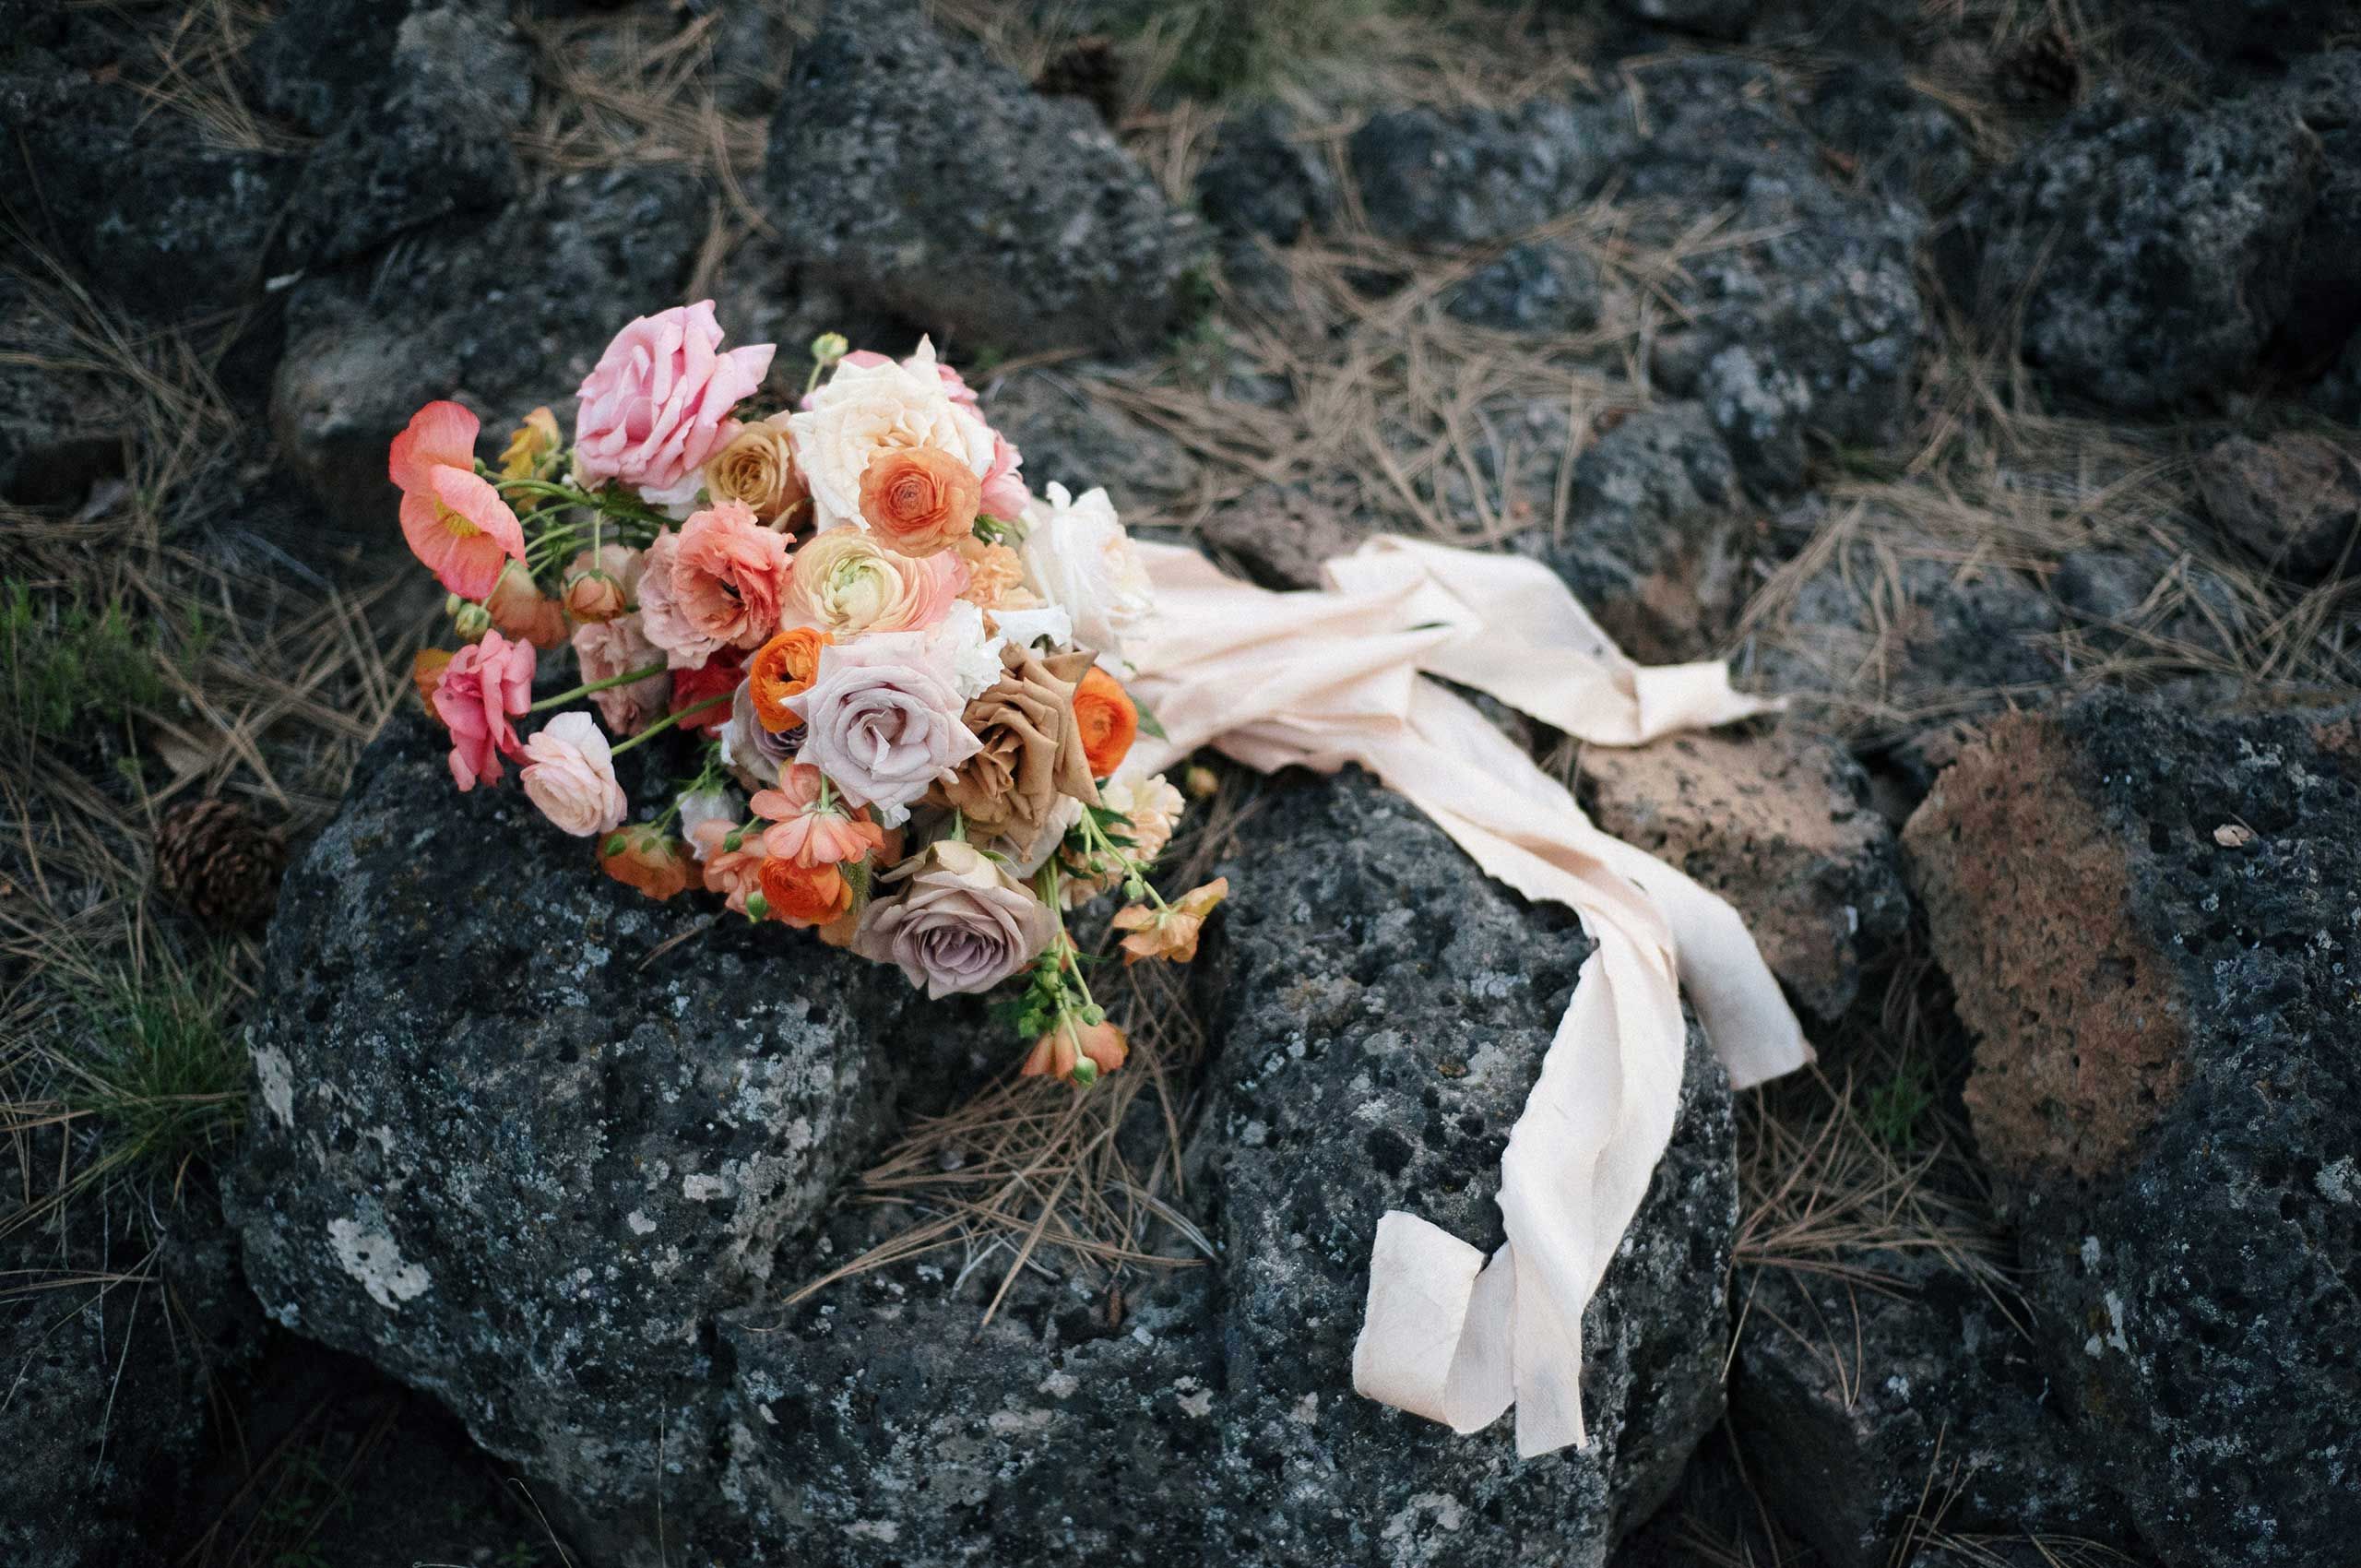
528;661;669;712
610;692;730;757
1079;809;1167;911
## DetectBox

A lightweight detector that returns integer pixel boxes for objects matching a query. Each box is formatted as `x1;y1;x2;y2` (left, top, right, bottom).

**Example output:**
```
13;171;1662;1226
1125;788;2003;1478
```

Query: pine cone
1035;36;1124;127
155;798;288;932
1996;25;2080;107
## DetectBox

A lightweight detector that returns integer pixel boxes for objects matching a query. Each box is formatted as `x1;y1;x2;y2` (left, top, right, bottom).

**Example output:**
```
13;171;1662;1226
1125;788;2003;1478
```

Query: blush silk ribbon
1122;535;1811;1458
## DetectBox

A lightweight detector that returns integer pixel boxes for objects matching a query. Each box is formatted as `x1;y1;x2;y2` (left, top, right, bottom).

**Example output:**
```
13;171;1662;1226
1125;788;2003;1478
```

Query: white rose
1016;482;1153;668
787;338;994;529
677;788;741;859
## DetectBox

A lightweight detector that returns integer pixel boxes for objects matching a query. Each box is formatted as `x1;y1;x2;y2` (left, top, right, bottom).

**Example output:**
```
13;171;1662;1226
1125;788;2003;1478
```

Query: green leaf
1133;700;1169;742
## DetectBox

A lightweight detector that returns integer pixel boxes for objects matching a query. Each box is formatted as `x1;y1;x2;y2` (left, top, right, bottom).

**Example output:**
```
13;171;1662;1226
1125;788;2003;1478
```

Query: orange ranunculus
757;855;852;928
412;647;455;721
857;445;981;558
746;627;832;732
1071;666;1138;779
600;827;694;902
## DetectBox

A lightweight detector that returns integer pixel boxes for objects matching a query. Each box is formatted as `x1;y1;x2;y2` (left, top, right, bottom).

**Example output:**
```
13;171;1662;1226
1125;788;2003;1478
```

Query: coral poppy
390;401;526;600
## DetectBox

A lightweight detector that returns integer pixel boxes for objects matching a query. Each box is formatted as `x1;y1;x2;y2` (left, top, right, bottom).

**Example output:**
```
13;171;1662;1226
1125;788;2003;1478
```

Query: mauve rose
788;634;981;810
571;614;670;736
574;302;775;507
852;839;1056;998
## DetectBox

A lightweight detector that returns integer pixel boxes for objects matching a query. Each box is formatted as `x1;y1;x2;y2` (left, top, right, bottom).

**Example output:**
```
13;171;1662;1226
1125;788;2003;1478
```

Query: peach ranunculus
675;502;789;647
1021;1018;1129;1084
432;629;535;790
788;338;995;529
573;301;775;509
858;445;981;558
601;826;695;902
704;412;812;530
781;527;966;639
1071;665;1139;779
483;562;569;649
1111;877;1229;964
571;614;670;736
689;818;769;915
391;400;526;600
563;542;644;624
746;626;831;732
521;711;629;837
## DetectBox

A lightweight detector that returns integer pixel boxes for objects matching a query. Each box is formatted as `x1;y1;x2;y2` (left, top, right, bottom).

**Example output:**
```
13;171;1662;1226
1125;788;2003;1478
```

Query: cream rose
520;712;629;837
1017;482;1153;668
788;338;994;529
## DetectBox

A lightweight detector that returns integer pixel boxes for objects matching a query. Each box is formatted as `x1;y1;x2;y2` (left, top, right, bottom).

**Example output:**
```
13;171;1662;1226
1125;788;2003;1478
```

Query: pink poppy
433;629;535;790
391;401;526;600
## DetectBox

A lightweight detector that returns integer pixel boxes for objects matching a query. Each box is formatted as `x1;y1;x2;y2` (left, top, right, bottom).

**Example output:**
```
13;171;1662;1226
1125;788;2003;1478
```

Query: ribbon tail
1352;1214;1517;1437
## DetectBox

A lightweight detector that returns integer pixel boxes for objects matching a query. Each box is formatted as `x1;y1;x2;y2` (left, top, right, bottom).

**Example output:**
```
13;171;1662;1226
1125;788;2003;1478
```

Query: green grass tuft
0;577;175;740
1863;1051;1937;1153
53;959;248;1196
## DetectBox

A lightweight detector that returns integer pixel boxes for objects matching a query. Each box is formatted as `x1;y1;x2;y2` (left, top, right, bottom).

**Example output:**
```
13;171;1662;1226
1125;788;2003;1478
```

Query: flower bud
1184;765;1219;799
563;569;628;624
452;600;492;639
810;332;849;368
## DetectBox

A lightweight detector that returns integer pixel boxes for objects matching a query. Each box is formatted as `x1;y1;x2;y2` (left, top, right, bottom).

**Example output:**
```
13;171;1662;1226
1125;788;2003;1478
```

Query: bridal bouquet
395;303;1225;1085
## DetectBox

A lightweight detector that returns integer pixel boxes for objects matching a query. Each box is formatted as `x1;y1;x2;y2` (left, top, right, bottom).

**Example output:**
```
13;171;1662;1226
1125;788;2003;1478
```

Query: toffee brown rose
931;645;1100;838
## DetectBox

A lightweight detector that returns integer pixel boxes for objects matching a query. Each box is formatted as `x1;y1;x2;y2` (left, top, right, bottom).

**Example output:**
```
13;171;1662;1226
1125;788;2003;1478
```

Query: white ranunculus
677;788;741;859
924;600;1008;703
1016;482;1153;669
787;338;994;529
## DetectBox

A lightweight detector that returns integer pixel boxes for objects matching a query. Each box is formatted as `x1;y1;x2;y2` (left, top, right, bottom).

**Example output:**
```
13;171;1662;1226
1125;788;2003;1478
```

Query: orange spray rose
1071;666;1139;778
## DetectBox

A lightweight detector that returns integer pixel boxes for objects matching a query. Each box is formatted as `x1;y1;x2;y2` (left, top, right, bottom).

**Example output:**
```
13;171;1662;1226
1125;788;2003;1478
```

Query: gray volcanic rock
1195;102;1337;245
1732;1252;2131;1568
269;165;708;530
765;0;1194;356
2195;431;2361;580
978;367;1203;512
227;713;1005;1559
1531;403;1751;664
724;770;1737;1565
1902;694;2361;1566
276;0;532;268
0;275;131;505
1350;100;1626;246
232;744;1739;1565
1445;241;1604;335
0;64;298;324
1933;98;2318;411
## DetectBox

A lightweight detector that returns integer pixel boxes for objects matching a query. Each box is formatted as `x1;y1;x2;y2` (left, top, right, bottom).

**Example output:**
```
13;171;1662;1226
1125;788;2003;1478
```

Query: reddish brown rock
2195;431;2361;579
1900;710;2187;1187
1581;727;1907;1021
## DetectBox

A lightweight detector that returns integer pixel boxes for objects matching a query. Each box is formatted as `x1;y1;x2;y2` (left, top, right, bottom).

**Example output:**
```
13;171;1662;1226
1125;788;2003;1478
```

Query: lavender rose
852;839;1056;998
789;633;981;810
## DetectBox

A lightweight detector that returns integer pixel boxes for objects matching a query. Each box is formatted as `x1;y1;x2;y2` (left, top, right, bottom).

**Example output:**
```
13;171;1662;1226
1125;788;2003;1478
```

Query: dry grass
70;0;311;153
0;248;417;1265
787;772;1262;1312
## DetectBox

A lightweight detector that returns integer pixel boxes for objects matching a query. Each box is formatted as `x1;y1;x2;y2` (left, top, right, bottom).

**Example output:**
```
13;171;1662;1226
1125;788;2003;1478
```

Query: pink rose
571;613;670;736
521;711;629;837
788;633;981;811
433;629;535;790
573;301;776;506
